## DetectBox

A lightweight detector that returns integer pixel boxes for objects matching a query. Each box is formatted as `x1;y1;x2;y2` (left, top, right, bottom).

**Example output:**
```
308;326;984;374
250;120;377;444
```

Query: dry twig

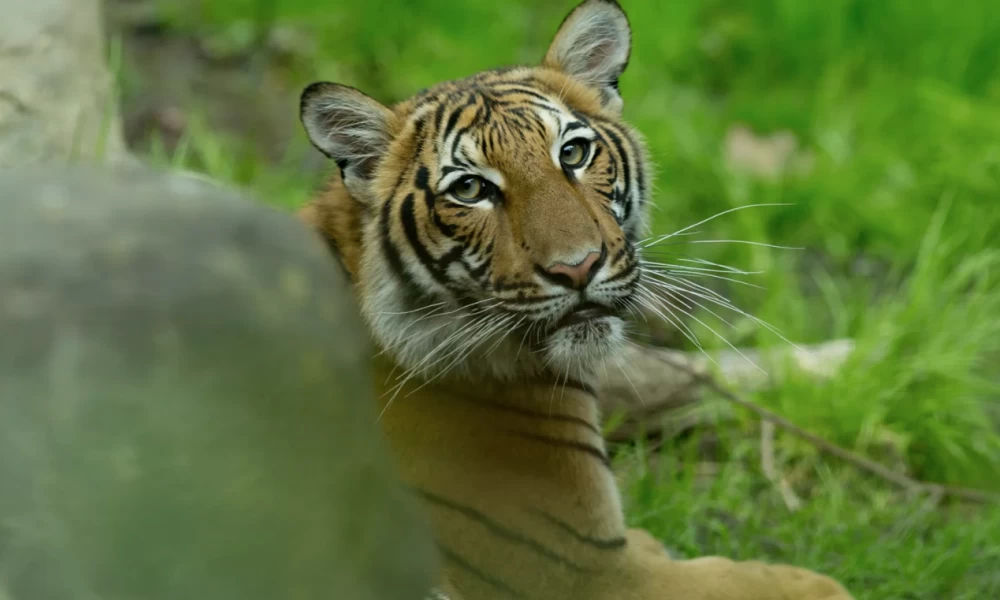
760;421;803;511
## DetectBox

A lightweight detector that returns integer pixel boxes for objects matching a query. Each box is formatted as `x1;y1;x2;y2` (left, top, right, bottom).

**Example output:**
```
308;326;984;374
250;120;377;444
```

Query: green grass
140;0;1000;596
616;436;1000;599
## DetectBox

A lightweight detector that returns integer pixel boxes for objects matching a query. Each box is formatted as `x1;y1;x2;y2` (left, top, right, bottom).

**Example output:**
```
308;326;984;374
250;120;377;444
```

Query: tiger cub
298;1;854;598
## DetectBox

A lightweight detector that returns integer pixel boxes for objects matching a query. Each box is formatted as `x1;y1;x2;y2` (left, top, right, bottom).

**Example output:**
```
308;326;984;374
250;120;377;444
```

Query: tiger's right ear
300;82;395;198
544;0;631;111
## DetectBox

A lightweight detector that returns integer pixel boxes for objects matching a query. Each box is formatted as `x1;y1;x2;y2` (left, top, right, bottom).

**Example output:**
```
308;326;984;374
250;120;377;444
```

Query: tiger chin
298;1;855;599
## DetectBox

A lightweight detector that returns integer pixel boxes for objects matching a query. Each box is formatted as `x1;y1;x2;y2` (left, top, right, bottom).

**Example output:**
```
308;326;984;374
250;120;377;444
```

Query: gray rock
0;0;128;165
0;165;436;600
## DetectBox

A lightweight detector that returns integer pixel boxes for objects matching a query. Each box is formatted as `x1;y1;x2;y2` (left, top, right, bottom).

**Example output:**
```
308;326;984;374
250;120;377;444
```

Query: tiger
298;1;855;599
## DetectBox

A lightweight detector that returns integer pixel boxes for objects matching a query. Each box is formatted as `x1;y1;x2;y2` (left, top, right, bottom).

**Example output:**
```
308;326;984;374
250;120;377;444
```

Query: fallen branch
596;339;855;441
650;351;1000;505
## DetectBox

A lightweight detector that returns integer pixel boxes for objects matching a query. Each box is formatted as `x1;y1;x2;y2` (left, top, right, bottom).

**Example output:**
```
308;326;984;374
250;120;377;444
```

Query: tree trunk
0;0;128;166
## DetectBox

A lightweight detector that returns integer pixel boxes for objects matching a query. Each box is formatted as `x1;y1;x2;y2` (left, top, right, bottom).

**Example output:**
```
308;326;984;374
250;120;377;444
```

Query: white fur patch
544;316;626;379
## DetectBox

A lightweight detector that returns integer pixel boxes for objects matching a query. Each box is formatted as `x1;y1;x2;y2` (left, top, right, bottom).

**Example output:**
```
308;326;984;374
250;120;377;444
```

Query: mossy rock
0;165;436;600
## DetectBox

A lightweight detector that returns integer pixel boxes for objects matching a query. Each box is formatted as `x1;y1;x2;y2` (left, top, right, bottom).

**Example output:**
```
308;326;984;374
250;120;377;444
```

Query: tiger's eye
560;140;590;168
452;176;484;201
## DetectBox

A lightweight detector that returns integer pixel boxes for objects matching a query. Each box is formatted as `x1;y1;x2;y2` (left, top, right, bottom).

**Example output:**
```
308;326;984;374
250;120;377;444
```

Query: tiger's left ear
300;82;396;204
543;0;631;108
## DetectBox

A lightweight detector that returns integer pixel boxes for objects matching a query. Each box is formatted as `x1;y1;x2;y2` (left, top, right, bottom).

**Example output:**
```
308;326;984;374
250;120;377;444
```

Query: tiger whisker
514;320;538;362
641;253;761;275
649;270;766;291
640;258;765;278
637;203;794;249
550;357;573;414
379;310;501;418
640;258;760;274
613;349;645;407
642;279;740;331
646;239;804;251
484;314;527;358
644;275;758;334
645;268;767;291
633;287;705;353
377;301;447;316
638;283;764;375
644;272;799;351
616;295;646;323
404;313;517;399
377;298;501;358
409;312;503;379
643;272;737;309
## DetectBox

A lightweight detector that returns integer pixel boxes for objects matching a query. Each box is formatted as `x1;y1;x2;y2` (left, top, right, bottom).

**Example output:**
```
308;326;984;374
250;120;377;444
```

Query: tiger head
301;0;651;383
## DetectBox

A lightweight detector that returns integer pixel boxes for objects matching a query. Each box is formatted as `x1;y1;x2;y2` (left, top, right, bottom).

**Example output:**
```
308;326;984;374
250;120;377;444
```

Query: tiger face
301;0;650;382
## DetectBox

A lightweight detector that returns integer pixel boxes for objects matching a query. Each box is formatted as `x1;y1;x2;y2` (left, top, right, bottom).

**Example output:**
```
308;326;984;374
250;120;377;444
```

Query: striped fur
303;62;651;384
300;2;854;599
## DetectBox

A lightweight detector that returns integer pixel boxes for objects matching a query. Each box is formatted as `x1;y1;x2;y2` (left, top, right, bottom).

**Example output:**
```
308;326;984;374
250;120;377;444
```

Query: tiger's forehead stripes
393;76;614;195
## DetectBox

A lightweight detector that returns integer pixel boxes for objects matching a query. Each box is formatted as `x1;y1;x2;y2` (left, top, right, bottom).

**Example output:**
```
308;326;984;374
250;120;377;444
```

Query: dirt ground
104;0;327;179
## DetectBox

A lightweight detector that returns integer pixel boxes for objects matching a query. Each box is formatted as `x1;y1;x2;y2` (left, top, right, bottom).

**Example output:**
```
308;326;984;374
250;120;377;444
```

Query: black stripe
437;165;463;188
599;124;632;201
603;259;637;285
496;293;565;305
475;220;493;254
561;121;587;136
442;95;477;142
598;119;647;222
479;399;602;436
411;116;428;162
612;245;628;266
386;116;428;198
380;197;411;286
589;144;603;164
450;121;478;165
415;166;431;192
531;510;628;551
416;167;460;239
487;86;553;104
467;103;487;130
437;544;528;600
486;123;498;155
467;257;490;280
433;101;447;140
509;432;610;467
616;186;631;225
493;99;561;116
497;304;557;317
623;126;648;204
415;489;591;573
400;193;451;286
379;208;438;307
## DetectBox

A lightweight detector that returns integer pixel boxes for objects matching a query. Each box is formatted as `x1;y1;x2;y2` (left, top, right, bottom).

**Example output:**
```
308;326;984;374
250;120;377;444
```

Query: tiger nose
542;251;602;290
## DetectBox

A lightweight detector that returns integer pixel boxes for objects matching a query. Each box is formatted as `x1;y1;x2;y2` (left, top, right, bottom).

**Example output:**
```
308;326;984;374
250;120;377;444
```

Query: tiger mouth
554;302;617;330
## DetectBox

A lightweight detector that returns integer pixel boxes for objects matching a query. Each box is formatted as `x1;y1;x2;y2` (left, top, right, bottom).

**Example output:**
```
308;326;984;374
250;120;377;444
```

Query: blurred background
100;0;999;595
